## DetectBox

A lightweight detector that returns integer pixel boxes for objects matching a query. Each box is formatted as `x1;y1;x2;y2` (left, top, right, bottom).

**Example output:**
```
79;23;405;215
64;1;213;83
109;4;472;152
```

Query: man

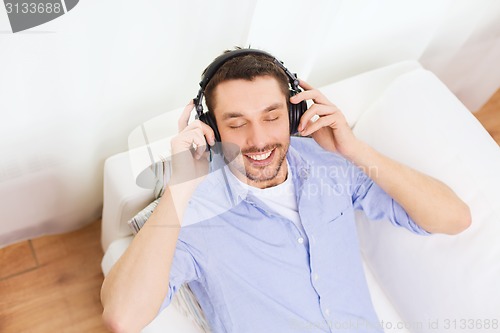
101;49;471;333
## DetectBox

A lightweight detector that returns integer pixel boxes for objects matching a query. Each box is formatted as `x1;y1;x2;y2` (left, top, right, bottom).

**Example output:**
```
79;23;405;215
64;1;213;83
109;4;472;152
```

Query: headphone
193;49;307;143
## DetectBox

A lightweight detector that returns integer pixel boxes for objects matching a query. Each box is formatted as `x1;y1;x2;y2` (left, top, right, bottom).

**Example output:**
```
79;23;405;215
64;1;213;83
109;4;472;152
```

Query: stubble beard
225;143;289;187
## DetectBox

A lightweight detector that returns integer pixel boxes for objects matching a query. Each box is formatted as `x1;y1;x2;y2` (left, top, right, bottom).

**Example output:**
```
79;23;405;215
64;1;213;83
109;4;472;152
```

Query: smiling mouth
246;150;273;161
244;148;275;165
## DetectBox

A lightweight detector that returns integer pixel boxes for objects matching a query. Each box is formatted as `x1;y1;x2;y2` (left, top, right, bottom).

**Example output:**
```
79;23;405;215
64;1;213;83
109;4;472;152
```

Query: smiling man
101;49;471;333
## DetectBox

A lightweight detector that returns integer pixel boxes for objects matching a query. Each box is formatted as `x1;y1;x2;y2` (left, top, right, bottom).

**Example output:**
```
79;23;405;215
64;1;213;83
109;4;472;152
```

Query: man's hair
203;48;290;115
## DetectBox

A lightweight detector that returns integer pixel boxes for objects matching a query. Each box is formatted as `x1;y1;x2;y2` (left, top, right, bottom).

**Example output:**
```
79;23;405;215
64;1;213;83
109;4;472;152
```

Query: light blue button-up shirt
160;137;429;332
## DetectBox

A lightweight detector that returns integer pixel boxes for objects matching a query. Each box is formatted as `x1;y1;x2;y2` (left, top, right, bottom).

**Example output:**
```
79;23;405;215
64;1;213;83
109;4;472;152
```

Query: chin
243;154;287;187
224;139;289;186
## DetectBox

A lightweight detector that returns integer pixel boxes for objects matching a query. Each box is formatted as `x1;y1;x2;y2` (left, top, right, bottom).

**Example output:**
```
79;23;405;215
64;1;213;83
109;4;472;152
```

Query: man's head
198;49;300;189
202;51;290;116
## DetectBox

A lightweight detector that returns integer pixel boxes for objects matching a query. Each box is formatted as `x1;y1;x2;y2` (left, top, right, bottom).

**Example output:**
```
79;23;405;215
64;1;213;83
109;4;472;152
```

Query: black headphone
193;49;307;143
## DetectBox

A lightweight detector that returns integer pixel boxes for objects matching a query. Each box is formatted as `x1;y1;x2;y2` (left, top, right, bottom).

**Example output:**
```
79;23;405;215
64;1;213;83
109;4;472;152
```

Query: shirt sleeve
158;238;201;312
349;162;431;235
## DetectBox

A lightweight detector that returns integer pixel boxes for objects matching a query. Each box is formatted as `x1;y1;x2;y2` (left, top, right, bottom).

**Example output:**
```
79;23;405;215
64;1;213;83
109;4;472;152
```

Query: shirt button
313;273;319;281
297;237;304;244
325;308;330;317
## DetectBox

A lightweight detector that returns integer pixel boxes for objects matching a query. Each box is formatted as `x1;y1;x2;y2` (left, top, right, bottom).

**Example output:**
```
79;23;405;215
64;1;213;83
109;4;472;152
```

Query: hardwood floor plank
475;88;500;145
0;240;38;280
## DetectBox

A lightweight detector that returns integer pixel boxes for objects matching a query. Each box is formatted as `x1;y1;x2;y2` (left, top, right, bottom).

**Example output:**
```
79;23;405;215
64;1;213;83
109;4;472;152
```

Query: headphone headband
195;49;300;113
199;49;275;89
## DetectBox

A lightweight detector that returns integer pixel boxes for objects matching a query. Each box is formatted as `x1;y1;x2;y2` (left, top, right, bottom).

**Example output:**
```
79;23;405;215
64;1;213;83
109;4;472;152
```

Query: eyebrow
221;102;284;121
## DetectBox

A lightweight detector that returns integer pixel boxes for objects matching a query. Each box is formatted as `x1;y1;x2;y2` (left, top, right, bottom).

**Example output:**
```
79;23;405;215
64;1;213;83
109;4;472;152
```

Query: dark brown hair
203;49;290;115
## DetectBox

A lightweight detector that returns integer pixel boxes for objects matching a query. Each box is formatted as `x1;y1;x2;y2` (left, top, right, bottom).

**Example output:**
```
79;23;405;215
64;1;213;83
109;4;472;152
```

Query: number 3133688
5;2;62;14
443;319;498;330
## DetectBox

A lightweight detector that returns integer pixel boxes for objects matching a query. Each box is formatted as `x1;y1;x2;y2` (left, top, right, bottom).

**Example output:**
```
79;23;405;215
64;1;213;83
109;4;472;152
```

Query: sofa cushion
319;60;421;127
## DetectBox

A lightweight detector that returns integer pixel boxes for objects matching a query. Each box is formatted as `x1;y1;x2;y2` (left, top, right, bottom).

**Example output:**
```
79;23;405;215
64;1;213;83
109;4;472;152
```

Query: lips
244;148;275;166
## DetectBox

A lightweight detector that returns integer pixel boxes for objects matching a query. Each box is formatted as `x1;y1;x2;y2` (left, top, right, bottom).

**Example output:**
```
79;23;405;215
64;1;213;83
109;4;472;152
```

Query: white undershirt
230;160;305;235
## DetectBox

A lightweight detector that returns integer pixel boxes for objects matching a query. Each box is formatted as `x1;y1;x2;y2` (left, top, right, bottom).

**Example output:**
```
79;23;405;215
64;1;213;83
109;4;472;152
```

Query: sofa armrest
101;151;155;251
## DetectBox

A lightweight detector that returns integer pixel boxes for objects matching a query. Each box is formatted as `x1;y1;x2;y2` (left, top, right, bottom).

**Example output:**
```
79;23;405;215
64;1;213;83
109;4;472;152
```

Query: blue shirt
160;137;429;332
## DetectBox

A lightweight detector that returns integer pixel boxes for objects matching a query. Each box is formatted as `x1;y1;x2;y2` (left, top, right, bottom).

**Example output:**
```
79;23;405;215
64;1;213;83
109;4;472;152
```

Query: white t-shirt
229;160;305;236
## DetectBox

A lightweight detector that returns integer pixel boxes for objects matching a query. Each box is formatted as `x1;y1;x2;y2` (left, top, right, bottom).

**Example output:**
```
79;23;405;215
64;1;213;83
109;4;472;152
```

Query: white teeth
247;150;272;161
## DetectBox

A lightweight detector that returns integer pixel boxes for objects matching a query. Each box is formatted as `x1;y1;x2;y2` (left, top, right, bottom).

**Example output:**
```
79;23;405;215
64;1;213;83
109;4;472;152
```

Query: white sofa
101;61;500;332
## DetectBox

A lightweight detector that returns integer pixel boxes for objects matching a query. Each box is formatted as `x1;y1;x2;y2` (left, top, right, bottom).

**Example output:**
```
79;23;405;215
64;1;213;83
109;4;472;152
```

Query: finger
297;79;314;90
193;130;208;160
178;100;195;132
178;127;205;159
181;120;216;146
300;114;338;137
199;120;216;147
296;79;328;104
171;124;204;155
182;124;214;160
298;104;340;132
301;110;349;137
290;89;332;106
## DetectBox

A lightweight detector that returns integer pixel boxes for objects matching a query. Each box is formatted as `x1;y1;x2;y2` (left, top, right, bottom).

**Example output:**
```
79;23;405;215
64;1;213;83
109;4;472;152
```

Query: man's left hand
290;80;361;160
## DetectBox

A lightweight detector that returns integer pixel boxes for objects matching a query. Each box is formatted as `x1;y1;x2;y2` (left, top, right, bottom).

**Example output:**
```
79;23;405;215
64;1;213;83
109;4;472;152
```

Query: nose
246;122;269;149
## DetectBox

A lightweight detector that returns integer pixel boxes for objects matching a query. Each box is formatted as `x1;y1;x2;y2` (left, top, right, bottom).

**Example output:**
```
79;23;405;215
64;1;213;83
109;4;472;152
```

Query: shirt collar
205;141;311;207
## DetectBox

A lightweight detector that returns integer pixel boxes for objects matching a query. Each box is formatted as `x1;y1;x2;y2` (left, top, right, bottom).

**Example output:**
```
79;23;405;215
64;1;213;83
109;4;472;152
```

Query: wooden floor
0;220;108;333
0;88;498;333
474;88;500;145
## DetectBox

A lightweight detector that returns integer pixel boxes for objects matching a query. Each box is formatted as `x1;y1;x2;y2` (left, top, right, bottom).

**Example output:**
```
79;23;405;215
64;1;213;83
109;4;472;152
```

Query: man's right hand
169;100;215;191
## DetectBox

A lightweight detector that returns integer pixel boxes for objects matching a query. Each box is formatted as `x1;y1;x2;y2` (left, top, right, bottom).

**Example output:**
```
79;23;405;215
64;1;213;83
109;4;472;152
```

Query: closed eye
265;116;279;122
228;123;247;129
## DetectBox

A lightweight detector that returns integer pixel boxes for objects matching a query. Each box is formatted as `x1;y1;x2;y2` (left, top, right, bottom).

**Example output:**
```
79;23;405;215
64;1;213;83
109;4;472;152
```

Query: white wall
419;0;500;110
0;0;499;247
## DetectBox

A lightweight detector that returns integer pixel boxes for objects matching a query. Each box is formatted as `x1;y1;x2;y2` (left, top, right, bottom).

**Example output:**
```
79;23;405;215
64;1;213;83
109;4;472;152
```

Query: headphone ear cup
199;111;221;142
289;90;308;135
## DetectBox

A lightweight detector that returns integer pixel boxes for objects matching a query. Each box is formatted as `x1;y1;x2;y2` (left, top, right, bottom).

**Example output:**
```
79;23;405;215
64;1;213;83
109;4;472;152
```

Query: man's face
212;75;290;189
